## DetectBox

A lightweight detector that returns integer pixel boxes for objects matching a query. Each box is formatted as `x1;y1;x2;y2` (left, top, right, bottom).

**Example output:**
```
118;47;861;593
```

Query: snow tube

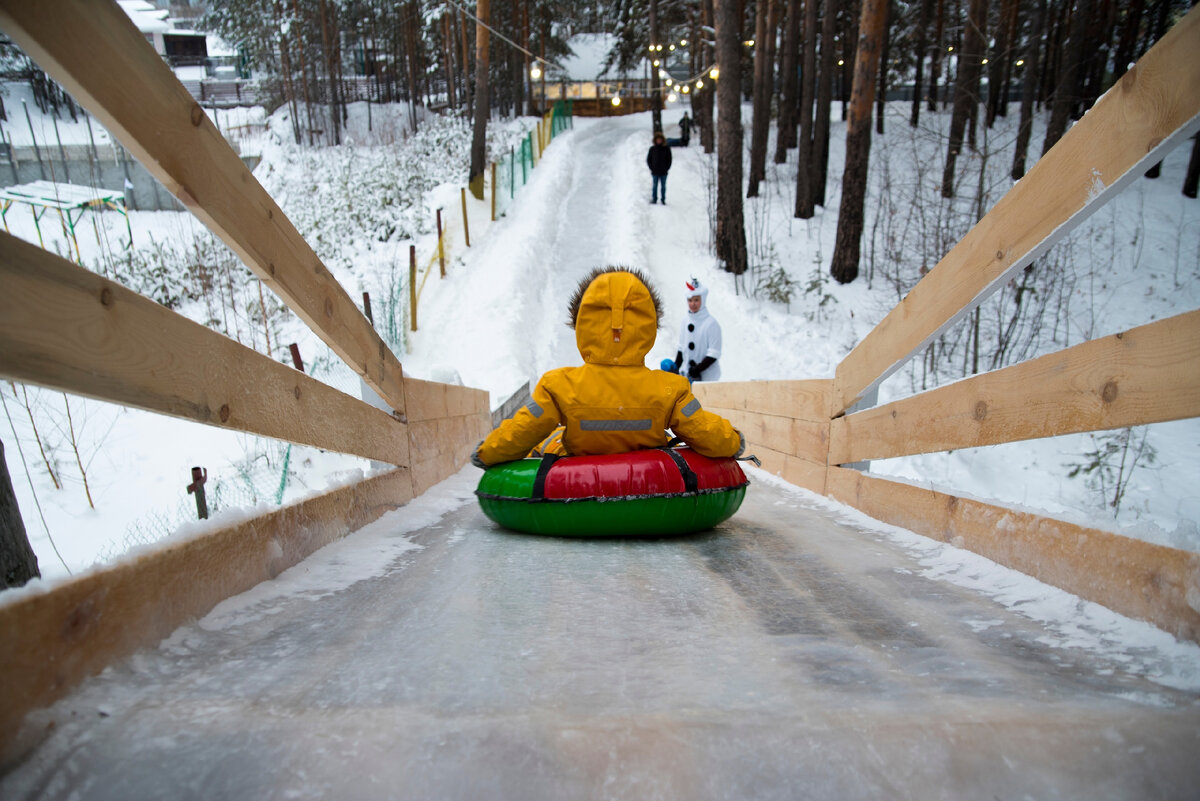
475;448;749;536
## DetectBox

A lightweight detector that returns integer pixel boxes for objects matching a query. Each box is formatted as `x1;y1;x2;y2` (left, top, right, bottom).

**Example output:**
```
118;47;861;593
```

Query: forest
200;0;1200;282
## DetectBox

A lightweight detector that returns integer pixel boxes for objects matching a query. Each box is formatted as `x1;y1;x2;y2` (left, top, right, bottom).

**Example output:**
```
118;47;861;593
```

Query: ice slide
3;467;1198;800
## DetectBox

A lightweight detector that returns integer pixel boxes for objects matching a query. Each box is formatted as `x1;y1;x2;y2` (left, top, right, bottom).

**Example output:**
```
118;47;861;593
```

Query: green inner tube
476;457;747;537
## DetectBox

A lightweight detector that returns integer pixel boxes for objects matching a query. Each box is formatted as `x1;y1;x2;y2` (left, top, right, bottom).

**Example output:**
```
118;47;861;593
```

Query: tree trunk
875;0;893;135
941;0;988;198
840;0;860;121
1012;0;1046;179
1043;0;1092;155
813;0;838;206
795;0;819;217
911;0;932;126
748;0;777;195
775;0;803;162
469;0;491;198
442;12;458;111
650;0;663;134
1112;0;1144;81
1;440;40;589
986;0;1019;128
699;0;717;153
831;0;890;284
714;0;748;275
929;0;945;111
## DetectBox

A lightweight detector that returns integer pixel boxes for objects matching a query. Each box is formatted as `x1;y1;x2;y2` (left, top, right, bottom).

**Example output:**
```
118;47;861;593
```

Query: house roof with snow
553;34;641;81
118;0;170;35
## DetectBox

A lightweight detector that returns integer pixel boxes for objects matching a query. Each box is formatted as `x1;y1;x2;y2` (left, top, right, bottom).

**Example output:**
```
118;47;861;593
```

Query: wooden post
460;187;470;247
361;291;373;325
288;343;304;372
436;208;445;277
186;466;208;520
490;162;497;221
409;244;417;331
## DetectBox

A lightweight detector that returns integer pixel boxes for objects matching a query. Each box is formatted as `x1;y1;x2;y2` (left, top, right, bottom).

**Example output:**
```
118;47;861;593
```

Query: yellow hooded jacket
475;269;743;465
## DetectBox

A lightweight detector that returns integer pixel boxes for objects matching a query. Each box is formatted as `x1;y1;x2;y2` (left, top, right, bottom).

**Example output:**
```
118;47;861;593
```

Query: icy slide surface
4;469;1199;800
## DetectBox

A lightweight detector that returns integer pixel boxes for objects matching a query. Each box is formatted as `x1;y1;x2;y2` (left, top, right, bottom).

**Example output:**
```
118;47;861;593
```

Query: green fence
492;100;573;220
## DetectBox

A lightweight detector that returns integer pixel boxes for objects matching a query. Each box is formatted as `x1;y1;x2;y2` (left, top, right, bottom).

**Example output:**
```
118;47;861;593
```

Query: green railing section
492;100;573;220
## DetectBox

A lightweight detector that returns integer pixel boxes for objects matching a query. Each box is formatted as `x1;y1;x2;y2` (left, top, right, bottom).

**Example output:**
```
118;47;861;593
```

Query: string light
680;39;688;46
695;79;704;89
530;64;542;80
653;59;661;67
709;67;719;80
1016;59;1025;66
681;85;690;94
611;95;622;107
668;92;678;103
981;58;989;65
669;44;676;51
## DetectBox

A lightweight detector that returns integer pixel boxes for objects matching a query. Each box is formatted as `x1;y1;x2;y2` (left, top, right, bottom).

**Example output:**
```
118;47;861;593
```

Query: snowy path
4;469;1199;800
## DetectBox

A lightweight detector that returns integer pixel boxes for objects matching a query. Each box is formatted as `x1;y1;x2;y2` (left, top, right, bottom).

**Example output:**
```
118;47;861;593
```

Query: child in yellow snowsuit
472;268;744;466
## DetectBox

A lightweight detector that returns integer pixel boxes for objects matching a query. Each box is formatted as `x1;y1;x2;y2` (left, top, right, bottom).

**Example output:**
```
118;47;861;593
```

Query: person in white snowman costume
672;277;722;382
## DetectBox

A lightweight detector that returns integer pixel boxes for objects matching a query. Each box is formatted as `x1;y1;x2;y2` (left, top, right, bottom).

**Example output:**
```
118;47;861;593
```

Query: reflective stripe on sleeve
526;401;544;418
681;398;701;417
579;418;653;431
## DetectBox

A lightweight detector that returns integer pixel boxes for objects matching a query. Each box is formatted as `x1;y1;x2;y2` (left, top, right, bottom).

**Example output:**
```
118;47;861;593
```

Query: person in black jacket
679;113;692;146
646;131;672;205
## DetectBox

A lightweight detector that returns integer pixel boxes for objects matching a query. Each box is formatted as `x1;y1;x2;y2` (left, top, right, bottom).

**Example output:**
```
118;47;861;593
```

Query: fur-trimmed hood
566;267;662;366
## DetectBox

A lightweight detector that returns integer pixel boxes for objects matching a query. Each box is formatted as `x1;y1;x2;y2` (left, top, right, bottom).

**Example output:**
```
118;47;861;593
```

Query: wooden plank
825;467;1200;644
753;444;828;495
694;379;832;421
0;468;415;762
830;310;1200;464
832;7;1200;414
0;0;408;416
705;406;830;465
404;377;491;422
0;232;410;465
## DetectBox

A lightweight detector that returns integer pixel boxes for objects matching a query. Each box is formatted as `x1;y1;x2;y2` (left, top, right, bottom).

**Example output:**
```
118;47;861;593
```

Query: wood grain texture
0;468;415;762
694;379;833;421
825;467;1200;644
832;7;1200;413
0;0;408;415
0;233;410;465
830;310;1200;464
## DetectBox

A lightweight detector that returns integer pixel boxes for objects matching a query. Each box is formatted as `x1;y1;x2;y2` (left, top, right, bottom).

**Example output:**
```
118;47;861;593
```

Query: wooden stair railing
697;6;1200;644
0;0;490;761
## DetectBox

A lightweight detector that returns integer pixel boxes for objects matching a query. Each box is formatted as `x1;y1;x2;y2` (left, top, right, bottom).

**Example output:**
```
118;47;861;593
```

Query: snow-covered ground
2;74;1198;589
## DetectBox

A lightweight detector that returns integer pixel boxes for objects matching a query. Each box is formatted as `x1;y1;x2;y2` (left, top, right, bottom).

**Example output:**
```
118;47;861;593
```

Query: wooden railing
0;0;490;759
697;7;1200;645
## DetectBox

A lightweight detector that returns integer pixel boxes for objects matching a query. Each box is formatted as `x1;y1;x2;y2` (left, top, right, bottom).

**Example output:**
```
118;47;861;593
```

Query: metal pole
22;100;45;181
51;113;70;183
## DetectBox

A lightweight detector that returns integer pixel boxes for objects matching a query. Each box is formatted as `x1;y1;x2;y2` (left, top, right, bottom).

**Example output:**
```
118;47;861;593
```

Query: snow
554;33;640;80
2;87;1199;623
